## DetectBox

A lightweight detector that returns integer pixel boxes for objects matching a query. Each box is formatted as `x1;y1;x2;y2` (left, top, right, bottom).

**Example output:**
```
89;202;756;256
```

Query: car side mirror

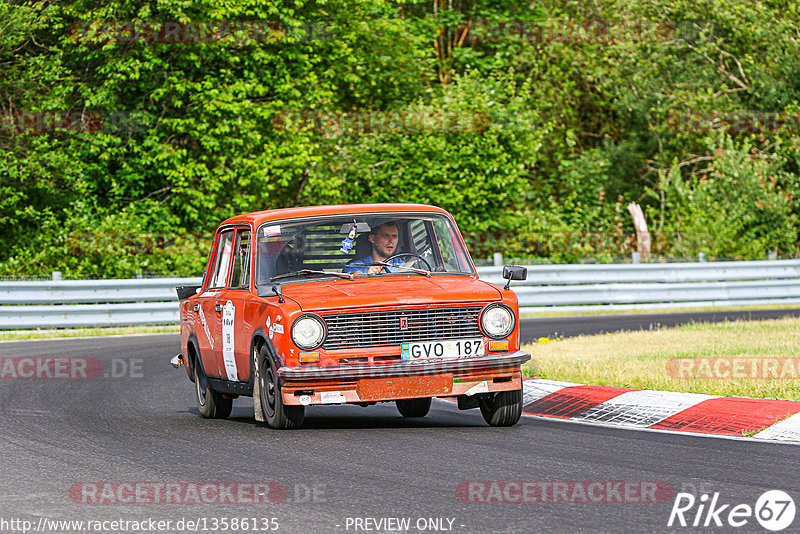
176;285;201;300
258;283;284;302
503;265;527;280
502;265;527;290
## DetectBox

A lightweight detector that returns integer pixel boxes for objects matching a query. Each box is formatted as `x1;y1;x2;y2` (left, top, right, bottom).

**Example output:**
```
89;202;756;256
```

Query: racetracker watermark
70;482;286;505
456;19;674;44
69;20;287;45
272;110;493;136
464;229;642;256
667;111;800;135
667;357;800;380
69;482;326;504
68;18;675;46
66;231;210;256
0;357;142;379
0;111;147;135
456;481;674;503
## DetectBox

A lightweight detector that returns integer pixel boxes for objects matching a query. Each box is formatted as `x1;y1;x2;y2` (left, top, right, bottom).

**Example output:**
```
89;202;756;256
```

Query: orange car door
200;228;236;378
214;227;253;382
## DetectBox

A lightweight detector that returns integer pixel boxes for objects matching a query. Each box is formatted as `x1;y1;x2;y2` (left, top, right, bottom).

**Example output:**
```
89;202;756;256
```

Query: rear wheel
193;358;232;419
258;344;304;429
478;389;522;427
396;397;432;418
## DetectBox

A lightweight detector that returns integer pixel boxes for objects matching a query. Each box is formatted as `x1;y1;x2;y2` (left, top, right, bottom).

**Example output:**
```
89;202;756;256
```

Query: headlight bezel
480;303;515;340
291;313;327;350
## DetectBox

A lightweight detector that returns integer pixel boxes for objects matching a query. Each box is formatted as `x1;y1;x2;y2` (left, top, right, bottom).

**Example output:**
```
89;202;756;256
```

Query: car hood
281;275;503;312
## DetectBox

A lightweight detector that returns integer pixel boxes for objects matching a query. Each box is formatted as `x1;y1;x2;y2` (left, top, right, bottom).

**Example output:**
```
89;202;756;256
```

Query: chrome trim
322;306;483;350
277;350;530;381
291;313;327;350
480;303;516;339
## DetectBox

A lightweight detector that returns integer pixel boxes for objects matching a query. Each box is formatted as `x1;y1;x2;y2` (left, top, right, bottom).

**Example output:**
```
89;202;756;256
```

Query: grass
0;325;179;341
522;316;800;400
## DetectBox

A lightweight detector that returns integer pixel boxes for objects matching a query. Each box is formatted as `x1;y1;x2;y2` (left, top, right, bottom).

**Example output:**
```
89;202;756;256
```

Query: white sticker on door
267;316;285;339
222;300;238;381
199;307;214;349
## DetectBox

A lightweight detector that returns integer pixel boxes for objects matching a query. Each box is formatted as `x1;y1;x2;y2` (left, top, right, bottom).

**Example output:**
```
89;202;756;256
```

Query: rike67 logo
668;490;796;531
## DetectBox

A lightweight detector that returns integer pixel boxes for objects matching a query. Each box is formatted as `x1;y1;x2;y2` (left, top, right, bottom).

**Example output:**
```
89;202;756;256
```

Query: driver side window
432;219;464;271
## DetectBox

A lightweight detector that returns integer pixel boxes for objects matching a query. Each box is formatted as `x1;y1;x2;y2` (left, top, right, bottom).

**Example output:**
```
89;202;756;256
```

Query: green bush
647;138;799;259
2;0;800;276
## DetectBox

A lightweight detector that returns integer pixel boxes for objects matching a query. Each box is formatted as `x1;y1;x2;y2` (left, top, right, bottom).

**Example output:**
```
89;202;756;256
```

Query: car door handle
215;303;223;313
193;304;200;312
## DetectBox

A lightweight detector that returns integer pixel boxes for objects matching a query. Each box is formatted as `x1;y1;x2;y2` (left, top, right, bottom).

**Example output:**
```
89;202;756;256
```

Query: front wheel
478;389;522;427
258;344;304;429
396;397;432;418
194;358;232;419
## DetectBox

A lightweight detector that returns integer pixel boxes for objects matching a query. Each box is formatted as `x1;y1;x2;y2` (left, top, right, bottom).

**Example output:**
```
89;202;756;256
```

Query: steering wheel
384;252;433;272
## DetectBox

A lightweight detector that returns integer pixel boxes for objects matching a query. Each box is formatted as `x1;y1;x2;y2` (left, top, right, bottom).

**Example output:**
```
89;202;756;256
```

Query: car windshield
255;213;474;284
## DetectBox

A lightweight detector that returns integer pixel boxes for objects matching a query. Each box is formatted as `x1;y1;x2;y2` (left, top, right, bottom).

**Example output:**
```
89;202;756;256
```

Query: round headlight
481;304;515;339
291;314;326;350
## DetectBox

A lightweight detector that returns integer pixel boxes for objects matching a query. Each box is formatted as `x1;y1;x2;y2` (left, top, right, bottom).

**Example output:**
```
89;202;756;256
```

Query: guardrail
477;259;800;313
0;278;201;329
2;260;800;328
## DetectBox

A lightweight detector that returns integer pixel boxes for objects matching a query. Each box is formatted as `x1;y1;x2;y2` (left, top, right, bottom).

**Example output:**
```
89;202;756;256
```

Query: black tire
478;389;522;427
396;397;432;418
258;344;304;429
193;358;232;419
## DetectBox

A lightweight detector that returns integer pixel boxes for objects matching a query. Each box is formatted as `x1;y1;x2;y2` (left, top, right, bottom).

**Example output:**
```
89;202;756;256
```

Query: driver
343;221;405;274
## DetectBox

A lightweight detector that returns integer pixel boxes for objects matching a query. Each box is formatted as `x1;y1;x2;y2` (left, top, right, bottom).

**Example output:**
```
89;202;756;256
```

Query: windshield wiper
357;262;431;277
271;269;354;281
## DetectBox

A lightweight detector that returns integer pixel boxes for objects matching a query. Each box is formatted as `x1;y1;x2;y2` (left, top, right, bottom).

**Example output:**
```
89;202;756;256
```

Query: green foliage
302;69;546;232
1;0;800;277
648;137;798;259
1;200;209;277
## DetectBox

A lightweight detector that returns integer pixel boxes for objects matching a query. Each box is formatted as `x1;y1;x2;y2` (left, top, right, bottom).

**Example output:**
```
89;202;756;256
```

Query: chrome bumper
277;350;531;382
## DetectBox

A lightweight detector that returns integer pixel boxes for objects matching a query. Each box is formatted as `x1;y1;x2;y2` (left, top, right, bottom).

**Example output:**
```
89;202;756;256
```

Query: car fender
249;329;284;381
185;333;202;383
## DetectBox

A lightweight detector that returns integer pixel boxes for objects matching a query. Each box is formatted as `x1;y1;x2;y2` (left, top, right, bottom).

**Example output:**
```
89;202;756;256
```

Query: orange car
172;203;530;429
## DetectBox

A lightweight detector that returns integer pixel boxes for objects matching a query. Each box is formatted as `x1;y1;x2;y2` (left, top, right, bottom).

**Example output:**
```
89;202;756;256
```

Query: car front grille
321;306;484;350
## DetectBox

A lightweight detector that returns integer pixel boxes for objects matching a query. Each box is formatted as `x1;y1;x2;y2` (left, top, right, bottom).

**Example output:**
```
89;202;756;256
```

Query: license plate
401;338;485;361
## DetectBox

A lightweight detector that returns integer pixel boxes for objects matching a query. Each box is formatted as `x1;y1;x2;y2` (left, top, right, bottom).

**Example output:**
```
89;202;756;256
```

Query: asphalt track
1;313;800;533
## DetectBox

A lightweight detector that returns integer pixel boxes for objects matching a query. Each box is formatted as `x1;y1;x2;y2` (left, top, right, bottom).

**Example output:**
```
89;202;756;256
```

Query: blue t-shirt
343;255;405;274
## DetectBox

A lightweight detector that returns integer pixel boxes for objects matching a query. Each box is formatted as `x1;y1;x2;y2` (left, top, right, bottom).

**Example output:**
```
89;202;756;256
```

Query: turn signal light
488;340;509;352
299;351;320;363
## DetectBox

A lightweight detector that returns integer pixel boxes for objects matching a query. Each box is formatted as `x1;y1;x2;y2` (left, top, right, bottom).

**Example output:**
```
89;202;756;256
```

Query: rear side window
208;230;234;289
229;229;251;289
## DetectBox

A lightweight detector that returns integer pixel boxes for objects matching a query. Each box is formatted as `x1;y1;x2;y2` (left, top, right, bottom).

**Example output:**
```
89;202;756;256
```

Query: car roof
219;203;452;227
